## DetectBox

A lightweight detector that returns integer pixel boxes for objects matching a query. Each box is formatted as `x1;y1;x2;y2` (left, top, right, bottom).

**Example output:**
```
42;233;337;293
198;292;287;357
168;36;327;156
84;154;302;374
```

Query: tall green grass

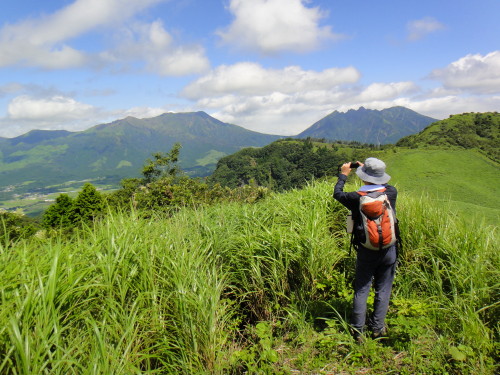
0;181;498;374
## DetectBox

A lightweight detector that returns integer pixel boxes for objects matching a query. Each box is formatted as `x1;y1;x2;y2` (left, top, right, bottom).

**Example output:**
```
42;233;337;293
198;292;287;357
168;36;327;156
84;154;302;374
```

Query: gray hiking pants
351;244;397;333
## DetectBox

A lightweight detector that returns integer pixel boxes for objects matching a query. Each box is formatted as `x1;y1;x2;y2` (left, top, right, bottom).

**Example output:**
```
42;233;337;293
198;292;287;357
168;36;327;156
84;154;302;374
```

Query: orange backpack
355;188;397;250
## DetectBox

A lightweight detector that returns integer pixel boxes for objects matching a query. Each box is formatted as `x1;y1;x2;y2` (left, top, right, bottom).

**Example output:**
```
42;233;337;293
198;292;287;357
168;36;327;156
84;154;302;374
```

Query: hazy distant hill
396;112;499;161
0;112;280;191
297;106;437;144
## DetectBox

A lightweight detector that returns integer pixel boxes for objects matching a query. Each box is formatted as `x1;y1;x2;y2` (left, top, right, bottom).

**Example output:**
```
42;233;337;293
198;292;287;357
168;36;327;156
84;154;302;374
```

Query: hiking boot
350;328;365;344
371;327;388;339
354;333;365;344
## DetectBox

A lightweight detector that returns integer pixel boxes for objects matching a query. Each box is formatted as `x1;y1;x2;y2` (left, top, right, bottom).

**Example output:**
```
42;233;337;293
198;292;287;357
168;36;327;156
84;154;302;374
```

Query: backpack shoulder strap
357;187;386;196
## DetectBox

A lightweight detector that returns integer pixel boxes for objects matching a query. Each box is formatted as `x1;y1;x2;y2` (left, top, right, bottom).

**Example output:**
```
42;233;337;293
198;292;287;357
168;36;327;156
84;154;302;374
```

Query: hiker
333;157;398;342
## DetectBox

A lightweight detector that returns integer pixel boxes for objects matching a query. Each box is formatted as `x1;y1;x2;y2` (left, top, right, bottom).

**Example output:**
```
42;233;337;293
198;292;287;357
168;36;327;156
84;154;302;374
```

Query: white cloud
178;51;500;135
8;95;97;121
429;51;500;94
0;0;167;69
0;0;209;75
206;92;329;135
0;39;88;69
122;106;168;119
357;82;418;102
106;20;210;76
153;46;210;76
195;84;424;135
217;0;342;54
182;62;360;98
407;17;445;41
29;0;165;45
0;95;109;137
386;95;500;120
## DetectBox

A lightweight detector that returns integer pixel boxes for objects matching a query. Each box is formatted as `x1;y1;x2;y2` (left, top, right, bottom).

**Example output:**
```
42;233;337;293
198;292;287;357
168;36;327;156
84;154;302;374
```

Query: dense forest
209;138;377;191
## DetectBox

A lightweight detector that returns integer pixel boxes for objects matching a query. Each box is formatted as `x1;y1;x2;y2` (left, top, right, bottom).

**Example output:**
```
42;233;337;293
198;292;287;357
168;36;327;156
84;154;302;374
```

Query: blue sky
0;0;499;137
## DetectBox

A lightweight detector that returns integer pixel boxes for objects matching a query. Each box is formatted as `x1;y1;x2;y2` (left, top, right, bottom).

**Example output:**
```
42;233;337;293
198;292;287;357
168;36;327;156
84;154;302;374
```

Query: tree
1;211;41;243
72;183;105;224
106;178;142;209
43;194;75;229
142;142;182;183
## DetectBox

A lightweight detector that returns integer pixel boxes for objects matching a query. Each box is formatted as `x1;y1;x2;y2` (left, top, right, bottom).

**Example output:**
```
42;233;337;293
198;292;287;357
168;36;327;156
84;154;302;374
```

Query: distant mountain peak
297;106;437;144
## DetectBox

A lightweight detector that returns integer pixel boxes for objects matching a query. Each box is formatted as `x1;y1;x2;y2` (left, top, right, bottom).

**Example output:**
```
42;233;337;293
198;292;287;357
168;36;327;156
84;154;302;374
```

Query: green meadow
382;148;500;225
1;180;498;374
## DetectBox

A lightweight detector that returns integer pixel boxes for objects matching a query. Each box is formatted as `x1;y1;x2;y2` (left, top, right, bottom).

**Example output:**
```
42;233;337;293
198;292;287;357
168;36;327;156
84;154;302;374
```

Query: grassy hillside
380;148;500;225
396;112;499;161
0;182;498;374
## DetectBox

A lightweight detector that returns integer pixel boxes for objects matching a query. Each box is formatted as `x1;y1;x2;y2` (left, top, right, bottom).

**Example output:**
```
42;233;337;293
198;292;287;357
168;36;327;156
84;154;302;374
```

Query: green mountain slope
298;106;437;144
396;111;499;161
0;112;280;192
381;148;499;225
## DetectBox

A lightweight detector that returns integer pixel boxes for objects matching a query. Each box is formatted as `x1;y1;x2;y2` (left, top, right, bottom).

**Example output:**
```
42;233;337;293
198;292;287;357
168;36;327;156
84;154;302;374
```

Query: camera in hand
337;161;360;173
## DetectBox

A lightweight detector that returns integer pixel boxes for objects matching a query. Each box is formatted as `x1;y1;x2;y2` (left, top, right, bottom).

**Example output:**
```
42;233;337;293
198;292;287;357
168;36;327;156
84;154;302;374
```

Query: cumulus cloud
429;51;500;94
182;62;360;98
122;106;168;119
178;48;500;135
8;95;97;121
407;17;445;41
356;82;418;102
0;0;209;75
0;0;167;69
0;95;110;137
105;20;210;76
217;0;343;54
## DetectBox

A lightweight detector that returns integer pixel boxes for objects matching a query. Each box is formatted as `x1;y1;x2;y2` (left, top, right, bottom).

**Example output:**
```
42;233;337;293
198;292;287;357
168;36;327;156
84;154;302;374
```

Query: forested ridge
209;138;376;191
396;112;499;161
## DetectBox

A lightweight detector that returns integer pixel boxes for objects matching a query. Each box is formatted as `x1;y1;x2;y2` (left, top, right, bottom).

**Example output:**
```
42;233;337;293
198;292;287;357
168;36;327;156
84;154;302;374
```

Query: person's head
356;157;391;184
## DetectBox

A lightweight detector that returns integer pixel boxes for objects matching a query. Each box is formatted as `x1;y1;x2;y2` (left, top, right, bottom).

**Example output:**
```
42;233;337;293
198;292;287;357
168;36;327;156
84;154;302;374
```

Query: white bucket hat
355;157;391;184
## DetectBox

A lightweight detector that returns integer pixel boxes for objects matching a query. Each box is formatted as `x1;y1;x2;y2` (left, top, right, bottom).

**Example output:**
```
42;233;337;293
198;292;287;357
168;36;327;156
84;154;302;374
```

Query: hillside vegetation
396;112;499;161
382;148;499;225
209;138;373;191
0;182;498;374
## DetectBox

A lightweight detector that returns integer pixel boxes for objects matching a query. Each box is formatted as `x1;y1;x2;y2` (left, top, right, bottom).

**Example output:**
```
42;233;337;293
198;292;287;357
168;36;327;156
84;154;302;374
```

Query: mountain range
0;106;436;193
0;112;280;192
298;106;437;144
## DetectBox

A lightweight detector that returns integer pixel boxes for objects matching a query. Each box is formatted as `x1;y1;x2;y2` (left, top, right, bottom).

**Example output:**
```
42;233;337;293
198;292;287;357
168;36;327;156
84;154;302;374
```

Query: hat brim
356;167;391;184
